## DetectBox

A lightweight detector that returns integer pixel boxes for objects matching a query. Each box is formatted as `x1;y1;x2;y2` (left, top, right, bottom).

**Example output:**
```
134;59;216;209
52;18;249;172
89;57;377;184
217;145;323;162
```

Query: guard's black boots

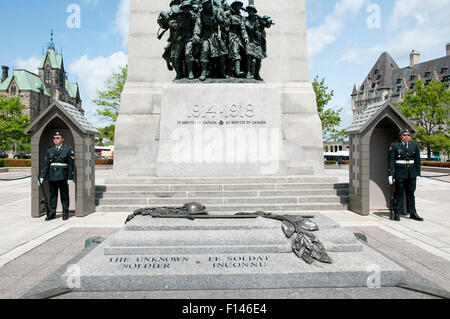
45;216;55;221
63;215;69;221
410;213;424;222
394;212;400;221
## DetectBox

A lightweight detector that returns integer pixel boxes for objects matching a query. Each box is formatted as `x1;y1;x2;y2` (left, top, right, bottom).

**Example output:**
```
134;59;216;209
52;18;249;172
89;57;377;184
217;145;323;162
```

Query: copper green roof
65;81;79;99
39;48;63;69
0;70;50;96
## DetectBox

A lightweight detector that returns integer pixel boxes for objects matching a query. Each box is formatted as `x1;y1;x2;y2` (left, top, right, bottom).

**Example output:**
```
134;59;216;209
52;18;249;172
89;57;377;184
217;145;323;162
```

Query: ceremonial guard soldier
388;129;423;222
39;132;75;221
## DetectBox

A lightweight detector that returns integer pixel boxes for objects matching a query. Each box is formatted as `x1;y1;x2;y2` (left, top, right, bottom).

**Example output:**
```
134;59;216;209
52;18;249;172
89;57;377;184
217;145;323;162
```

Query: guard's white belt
51;163;68;167
396;160;415;165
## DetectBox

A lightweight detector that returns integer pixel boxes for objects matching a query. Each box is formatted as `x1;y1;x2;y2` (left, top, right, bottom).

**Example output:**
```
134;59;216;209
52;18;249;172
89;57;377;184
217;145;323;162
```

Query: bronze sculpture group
158;0;274;81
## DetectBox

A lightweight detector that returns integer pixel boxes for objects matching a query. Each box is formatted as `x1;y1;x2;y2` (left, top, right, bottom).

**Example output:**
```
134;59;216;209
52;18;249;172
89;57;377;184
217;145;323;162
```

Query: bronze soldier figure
244;5;273;81
194;0;229;80
158;0;182;72
169;0;199;80
226;1;249;78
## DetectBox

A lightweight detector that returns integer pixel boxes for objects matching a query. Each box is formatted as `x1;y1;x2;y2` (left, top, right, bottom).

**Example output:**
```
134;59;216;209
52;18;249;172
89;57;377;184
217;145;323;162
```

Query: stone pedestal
114;0;324;177
61;214;406;291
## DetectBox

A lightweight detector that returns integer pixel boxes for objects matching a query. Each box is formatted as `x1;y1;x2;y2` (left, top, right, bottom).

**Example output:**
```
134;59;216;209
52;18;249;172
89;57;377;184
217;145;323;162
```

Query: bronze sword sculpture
125;203;331;265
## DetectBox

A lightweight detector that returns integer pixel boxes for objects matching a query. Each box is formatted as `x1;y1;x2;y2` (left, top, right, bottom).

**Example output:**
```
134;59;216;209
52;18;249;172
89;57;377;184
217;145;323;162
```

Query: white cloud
14;56;41;74
337;0;450;68
113;0;130;49
69;51;128;128
307;0;367;57
389;0;450;31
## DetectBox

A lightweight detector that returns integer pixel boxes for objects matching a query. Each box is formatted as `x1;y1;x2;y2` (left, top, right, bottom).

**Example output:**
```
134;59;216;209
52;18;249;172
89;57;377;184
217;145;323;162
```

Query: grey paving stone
0;263;36;276
0;275;22;291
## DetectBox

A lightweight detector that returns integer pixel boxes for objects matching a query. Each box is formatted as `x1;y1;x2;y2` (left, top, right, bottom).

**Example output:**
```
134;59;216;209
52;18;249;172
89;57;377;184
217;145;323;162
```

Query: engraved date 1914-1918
187;104;255;119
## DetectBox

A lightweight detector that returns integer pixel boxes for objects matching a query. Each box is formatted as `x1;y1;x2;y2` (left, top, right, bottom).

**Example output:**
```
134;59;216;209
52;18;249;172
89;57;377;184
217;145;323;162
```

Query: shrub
0;159;31;167
95;158;114;165
421;161;450;168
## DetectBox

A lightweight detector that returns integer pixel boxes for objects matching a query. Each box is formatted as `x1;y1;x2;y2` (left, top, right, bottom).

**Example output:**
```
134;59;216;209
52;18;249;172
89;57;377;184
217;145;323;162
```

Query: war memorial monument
60;0;406;293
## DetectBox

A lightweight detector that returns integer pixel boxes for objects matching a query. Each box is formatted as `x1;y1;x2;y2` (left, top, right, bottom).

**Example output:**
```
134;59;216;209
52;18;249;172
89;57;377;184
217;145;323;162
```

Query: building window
441;68;448;74
396;79;402;84
45;69;51;83
424;72;431;78
10;85;16;95
410;75;415;81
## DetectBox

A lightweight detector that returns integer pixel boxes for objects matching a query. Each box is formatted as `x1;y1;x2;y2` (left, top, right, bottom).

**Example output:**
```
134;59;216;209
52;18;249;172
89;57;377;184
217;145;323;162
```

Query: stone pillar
258;0;324;174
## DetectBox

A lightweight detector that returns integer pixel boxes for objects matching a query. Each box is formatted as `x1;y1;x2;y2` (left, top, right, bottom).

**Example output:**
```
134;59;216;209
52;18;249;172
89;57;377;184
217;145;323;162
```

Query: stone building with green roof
0;43;82;121
351;43;450;119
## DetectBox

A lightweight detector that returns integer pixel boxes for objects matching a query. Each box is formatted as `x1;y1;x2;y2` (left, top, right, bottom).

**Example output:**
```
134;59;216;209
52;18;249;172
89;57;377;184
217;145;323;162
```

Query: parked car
0;149;8;159
13;152;31;159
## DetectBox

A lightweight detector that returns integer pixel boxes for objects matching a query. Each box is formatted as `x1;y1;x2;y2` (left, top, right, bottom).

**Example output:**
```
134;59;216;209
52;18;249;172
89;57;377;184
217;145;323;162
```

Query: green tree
0;95;30;151
395;79;450;159
312;75;347;141
98;124;115;144
93;65;128;142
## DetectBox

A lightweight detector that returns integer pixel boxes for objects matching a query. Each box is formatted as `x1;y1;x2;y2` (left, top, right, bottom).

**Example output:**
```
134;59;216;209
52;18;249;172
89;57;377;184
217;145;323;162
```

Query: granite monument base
62;214;405;291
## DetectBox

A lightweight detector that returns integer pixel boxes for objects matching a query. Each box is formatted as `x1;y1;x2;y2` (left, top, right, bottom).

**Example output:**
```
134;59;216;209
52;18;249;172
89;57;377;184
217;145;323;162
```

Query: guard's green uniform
388;140;421;219
40;144;75;220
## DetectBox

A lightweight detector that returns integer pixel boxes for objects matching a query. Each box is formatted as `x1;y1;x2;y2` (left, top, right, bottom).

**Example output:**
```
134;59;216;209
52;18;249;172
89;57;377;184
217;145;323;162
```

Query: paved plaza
0;167;449;299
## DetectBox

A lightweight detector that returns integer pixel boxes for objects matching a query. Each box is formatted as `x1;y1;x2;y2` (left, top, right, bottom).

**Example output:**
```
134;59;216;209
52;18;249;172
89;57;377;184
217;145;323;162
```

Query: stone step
96;183;349;193
96;189;349;199
104;176;340;185
96;202;348;213
98;195;349;206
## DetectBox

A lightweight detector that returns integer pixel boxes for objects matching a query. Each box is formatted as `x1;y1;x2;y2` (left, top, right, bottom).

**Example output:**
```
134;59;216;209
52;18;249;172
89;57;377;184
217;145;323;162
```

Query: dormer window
396;79;402;84
424;72;431;78
441;68;448;74
10;85;16;95
410;75;416;81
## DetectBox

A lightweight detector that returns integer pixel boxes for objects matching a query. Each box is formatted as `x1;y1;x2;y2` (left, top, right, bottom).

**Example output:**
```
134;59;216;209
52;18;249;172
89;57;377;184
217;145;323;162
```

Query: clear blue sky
1;0;449;129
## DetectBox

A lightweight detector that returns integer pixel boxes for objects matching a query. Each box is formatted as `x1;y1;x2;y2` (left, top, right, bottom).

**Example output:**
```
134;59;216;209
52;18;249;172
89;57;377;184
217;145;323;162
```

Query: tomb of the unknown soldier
2;0;449;302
